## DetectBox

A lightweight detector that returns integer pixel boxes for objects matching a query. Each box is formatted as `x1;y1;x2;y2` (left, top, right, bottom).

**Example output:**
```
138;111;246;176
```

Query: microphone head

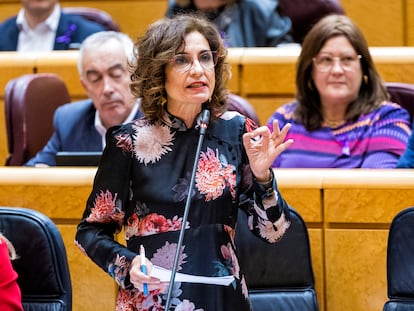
199;108;210;135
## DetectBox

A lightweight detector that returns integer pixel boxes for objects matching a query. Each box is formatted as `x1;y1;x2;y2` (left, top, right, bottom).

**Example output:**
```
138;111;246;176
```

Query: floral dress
75;109;291;311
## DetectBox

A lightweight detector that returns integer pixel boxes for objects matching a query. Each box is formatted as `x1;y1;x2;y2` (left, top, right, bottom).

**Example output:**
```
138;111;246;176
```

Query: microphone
164;108;210;310
199;108;210;136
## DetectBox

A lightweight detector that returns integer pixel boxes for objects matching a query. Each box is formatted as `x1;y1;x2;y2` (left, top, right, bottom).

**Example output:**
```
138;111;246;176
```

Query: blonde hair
0;233;17;260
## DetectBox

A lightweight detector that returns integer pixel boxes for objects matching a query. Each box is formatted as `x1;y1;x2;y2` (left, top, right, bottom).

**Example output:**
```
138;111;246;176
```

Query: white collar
16;4;61;31
94;99;141;136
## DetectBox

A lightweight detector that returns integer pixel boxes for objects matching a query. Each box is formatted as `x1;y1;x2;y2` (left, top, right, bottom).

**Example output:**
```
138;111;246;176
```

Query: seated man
0;0;105;51
25;31;142;166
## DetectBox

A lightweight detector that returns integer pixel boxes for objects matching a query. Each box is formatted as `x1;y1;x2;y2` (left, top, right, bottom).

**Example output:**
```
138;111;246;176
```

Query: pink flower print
195;148;236;201
240;275;249;300
137;288;164;311
140;214;188;236
132;122;174;164
221;243;240;278
151;241;187;271
257;212;290;243
175;299;204;311
115;133;133;152
125;213;140;240
139;213;173;236
245;117;258;132
108;254;130;288
116;288;138;311
87;190;125;227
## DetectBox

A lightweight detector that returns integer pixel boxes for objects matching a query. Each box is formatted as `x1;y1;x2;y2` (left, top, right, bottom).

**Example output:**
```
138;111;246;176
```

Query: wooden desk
1;168;413;311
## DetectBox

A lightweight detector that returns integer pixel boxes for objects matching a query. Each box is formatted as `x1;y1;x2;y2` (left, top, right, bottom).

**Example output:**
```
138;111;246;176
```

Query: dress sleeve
75;124;137;289
239;117;291;243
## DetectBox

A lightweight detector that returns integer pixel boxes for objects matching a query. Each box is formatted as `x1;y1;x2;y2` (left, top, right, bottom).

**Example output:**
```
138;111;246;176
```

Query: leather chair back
5;73;71;166
0;207;72;311
235;207;319;311
279;0;345;43
62;7;120;32
227;93;261;126
385;82;414;123
383;206;414;311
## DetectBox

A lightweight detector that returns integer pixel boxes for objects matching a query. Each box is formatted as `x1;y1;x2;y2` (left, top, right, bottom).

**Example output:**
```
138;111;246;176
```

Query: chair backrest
62;7;120;32
0;207;72;311
227;93;261;126
4;73;71;166
385;82;414;123
279;0;345;43
383;206;414;311
235;207;319;311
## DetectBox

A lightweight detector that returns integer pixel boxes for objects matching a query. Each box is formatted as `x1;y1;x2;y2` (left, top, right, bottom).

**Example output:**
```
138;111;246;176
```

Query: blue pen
140;244;149;296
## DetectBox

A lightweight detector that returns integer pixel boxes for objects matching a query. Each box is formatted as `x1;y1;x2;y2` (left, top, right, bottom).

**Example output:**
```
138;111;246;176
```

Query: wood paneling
1;168;413;311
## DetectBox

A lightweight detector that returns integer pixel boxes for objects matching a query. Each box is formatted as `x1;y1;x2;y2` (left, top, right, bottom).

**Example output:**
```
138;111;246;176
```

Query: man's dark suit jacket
0;12;105;51
25;100;142;166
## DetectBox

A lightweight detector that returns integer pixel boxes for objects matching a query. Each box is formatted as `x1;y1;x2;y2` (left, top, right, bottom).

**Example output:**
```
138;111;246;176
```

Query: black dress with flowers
75;109;291;311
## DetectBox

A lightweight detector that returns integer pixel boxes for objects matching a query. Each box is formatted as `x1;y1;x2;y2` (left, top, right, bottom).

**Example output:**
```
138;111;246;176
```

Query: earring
363;75;368;85
160;96;167;106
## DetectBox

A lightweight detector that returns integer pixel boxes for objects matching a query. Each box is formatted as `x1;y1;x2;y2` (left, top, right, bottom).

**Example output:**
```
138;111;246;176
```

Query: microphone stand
164;109;210;310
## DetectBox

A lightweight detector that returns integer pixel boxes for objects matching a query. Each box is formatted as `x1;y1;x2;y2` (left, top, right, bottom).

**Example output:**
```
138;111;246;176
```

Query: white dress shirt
94;100;141;148
16;4;61;52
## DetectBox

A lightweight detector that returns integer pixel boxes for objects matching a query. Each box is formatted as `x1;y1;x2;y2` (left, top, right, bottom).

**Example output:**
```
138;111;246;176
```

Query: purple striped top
267;101;412;168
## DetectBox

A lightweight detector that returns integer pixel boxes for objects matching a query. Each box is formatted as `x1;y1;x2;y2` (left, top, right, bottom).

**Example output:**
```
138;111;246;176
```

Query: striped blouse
266;101;412;168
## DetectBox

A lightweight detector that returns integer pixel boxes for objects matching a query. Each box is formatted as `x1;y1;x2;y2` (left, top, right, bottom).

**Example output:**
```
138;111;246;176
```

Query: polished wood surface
1;168;414;311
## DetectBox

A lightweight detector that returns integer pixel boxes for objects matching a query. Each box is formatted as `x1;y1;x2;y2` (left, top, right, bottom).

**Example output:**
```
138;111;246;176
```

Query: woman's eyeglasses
313;54;362;72
170;51;218;73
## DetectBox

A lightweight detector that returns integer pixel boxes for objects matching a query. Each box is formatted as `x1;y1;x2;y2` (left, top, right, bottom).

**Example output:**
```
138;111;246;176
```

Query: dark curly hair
129;14;231;121
295;14;389;130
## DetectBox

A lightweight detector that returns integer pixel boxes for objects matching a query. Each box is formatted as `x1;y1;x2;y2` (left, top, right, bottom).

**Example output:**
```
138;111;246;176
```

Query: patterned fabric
76;110;291;311
267;101;411;168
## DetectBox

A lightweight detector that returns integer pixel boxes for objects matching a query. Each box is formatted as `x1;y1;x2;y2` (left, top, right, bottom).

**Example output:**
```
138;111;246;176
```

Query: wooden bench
0;167;413;311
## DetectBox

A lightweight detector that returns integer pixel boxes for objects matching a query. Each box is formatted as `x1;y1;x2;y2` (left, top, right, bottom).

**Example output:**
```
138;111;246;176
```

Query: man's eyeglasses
170;51;218;73
313;54;362;72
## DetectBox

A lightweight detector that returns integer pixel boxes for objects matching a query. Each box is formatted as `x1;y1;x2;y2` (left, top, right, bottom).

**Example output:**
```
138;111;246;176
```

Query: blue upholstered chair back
383;206;414;311
0;207;72;311
235;207;319;311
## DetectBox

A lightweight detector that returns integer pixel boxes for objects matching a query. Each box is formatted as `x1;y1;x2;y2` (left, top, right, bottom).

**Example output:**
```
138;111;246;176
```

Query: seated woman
267;14;411;168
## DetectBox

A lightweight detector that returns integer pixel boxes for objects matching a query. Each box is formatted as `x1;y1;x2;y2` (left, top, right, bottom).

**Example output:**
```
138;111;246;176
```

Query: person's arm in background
238;0;294;47
397;121;414;168
0;235;23;311
362;104;411;168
